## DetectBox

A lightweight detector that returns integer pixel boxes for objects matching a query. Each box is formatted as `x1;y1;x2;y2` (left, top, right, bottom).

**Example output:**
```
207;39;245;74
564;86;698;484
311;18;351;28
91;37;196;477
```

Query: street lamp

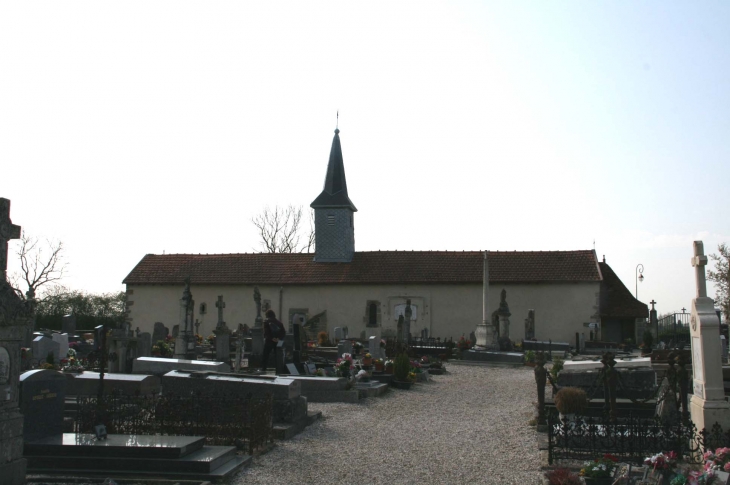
635;263;644;300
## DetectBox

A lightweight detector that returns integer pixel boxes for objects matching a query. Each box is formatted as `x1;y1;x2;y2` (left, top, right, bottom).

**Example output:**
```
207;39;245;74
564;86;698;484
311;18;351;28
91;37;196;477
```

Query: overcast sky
1;1;728;317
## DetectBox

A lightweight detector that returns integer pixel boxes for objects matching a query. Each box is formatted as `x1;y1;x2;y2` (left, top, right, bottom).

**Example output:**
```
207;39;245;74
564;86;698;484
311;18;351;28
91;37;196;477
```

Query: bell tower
310;127;357;262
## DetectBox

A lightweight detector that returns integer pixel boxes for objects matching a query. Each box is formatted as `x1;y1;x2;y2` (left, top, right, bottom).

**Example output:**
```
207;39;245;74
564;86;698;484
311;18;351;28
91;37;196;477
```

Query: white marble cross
692;241;708;298
0;198;22;278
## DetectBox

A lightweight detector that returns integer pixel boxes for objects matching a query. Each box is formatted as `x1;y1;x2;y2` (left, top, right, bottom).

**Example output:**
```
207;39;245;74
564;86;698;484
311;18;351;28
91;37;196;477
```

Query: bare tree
252;205;315;253
709;243;729;322
10;235;67;300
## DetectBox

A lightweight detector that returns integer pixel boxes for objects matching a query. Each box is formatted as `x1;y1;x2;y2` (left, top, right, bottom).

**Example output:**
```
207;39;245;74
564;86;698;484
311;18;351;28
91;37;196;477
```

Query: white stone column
689;241;730;432
475;251;496;348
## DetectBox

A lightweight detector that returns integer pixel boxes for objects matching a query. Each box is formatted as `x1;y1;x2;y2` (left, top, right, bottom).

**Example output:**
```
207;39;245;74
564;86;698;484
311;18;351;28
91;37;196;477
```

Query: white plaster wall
126;282;600;344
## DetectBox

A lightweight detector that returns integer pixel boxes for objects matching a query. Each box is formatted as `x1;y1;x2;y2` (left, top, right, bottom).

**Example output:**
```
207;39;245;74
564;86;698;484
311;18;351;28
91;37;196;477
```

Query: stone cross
650;300;656;311
0;198;22;279
692;241;708;298
253;287;262;327
216;295;226;328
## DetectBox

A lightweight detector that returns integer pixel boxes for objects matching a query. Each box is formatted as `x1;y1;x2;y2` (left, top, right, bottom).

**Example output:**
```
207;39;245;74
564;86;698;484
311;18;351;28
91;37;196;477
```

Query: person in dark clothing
261;309;286;372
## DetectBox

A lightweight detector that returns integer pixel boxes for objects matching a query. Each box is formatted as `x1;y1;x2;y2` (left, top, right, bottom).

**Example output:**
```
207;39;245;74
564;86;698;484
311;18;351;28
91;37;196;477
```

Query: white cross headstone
689;241;730;432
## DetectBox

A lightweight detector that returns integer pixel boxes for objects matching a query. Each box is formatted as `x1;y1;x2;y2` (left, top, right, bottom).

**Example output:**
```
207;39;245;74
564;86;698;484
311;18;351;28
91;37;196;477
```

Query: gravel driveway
232;364;543;485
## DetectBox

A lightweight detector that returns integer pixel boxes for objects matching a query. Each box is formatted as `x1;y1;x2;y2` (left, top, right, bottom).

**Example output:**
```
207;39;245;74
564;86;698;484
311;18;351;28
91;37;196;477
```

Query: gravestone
213;295;231;363
337;340;352;357
61;314;76;334
524;309;535;340
722;335;728;364
403;300;412;344
52;333;69;361
132;357;230;376
173;278;195;360
65;372;161;396
19;369;66;441
368;336;381;360
497;289;511;339
172;325;180;339
32;335;60;364
0;197;31;484
688;241;730;432
138;332;152;358
152;322;168;344
334;327;343;341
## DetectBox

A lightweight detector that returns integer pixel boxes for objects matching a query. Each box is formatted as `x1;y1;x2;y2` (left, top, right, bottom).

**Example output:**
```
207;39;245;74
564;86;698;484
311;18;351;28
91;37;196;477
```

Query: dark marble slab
24;433;205;459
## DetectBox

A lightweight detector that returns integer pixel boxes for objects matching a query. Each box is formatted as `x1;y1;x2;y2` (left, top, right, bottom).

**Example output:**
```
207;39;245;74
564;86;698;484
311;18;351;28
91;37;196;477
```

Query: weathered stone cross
692;241;708;298
216;295;226;327
0;198;22;280
649;300;657;311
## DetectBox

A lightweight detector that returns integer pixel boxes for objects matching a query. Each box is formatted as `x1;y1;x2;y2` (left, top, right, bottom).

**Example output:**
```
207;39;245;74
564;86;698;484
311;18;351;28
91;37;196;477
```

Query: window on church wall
199;303;207;315
368;303;377;326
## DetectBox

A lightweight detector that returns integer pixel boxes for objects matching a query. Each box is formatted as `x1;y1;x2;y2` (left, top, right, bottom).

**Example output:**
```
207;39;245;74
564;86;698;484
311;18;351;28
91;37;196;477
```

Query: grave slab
563;357;651;371
133;356;230;375
462;350;524;364
64;372;161;396
19;369;67;442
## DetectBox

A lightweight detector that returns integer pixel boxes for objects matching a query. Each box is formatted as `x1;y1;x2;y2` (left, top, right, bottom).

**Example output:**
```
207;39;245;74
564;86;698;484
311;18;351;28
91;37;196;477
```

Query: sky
1;1;728;317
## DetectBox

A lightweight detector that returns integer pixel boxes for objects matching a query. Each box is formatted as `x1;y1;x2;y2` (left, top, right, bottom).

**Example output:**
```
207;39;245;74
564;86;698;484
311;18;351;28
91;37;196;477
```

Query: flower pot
384;365;394;374
362;357;373;366
391;380;413;390
374;362;384;372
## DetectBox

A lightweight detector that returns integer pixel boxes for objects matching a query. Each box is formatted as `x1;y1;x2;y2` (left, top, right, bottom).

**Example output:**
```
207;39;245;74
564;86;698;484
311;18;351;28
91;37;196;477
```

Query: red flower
603;454;619;462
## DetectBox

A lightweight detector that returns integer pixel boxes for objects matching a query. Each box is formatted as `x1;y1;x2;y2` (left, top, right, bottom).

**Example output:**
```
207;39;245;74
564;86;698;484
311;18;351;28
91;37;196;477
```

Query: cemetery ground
232;363;542;485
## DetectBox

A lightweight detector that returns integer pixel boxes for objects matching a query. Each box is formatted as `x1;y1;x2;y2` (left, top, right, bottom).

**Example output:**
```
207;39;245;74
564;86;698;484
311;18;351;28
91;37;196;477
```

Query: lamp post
635;264;644;300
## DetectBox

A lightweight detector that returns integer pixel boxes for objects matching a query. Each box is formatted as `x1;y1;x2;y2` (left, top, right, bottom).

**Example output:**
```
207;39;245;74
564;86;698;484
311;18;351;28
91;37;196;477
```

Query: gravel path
232;364;543;485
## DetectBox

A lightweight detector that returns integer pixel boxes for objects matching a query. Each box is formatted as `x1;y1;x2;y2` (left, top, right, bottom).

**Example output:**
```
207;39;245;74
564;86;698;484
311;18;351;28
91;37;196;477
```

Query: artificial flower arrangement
645;451;678;474
314;368;325;377
407;371;416;381
336;353;354;375
353;341;363;354
384;359;394;372
457;336;471;350
152;340;173;358
580;454;618;478
194;334;203;345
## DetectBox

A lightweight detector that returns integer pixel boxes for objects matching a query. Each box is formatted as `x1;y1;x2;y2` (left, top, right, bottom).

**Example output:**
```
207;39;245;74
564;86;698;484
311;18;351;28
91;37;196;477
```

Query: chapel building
123;128;648;344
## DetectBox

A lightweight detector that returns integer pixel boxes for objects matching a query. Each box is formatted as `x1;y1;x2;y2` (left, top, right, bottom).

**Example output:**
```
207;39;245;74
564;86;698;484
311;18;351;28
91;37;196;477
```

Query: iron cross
0;198;22;278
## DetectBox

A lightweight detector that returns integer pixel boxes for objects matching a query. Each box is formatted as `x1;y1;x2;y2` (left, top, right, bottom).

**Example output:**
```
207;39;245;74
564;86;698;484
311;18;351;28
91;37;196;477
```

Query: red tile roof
598;262;649;318
123;250;602;286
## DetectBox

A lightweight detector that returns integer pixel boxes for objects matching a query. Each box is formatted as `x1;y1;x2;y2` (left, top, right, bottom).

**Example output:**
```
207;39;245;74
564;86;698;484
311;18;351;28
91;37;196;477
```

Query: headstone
524;309;535;340
19;369;66;441
0;197;31;484
403;300;412;344
93;325;105;351
286;363;299;375
52;333;69;361
469;331;477;346
579;333;586;353
152;322;168;344
368;336;380;360
32;335;59;364
172;325;180;338
138;332;152;358
213;295;231;362
334;327;343;341
337;340;352;357
723;336;729;364
688;241;730;432
497;289;511;339
655;377;680;425
61;314;76;334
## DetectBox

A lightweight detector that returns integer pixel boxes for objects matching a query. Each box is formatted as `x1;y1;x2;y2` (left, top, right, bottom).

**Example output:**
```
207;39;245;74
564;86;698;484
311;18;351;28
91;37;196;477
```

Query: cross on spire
691;241;708;298
0;198;22;279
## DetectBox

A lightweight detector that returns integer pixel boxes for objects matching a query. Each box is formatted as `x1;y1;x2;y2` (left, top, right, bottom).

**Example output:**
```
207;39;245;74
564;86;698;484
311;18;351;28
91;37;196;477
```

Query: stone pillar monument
251;287;264;359
689;241;730;432
174;278;195;359
213;295;230;363
475;251;497;349
0;198;30;484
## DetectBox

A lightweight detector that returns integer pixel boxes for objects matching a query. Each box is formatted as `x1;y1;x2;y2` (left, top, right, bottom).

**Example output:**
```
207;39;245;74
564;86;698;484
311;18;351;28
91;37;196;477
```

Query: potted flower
384;359;394;374
362;352;373;366
580;454;618;484
644;451;678;482
525;350;536;367
353;341;363;355
336;354;354;378
553;386;588;422
544;468;581;485
392;353;412;389
374;358;384;372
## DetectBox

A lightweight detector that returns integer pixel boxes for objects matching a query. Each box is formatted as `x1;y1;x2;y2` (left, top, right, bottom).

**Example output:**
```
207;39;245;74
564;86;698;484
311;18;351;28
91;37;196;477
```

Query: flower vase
362;357;373;366
374;362;384;372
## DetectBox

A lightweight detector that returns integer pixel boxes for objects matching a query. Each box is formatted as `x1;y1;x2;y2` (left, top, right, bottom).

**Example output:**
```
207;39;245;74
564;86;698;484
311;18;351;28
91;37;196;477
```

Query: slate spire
310;128;357;211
